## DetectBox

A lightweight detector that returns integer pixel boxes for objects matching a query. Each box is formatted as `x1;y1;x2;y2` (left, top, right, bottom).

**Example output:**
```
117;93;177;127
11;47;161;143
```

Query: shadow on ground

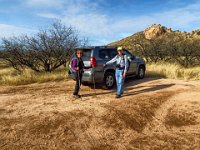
81;77;174;98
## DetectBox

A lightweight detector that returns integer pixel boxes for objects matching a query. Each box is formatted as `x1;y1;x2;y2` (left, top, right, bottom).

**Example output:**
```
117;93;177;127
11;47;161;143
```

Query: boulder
144;24;172;40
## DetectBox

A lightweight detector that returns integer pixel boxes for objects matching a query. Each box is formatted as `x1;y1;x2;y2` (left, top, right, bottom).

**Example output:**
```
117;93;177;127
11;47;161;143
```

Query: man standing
105;46;128;98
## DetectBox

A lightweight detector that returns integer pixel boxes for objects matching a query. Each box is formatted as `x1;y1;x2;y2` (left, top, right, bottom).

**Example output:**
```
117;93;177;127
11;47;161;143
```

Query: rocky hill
108;24;200;67
108;24;170;49
108;24;198;48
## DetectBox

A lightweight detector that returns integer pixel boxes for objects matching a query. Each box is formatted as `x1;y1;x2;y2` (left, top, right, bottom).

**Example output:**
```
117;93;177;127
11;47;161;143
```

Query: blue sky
0;0;200;45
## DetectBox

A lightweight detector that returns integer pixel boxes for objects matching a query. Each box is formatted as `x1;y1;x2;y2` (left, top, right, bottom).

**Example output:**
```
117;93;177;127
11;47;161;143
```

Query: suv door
123;49;137;75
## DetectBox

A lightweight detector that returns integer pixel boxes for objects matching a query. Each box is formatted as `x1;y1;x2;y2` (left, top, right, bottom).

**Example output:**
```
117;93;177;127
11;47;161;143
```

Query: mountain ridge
108;24;200;47
108;24;200;67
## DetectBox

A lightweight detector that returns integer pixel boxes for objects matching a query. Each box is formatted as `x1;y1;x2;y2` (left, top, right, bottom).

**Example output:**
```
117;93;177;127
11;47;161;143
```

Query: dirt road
0;78;200;149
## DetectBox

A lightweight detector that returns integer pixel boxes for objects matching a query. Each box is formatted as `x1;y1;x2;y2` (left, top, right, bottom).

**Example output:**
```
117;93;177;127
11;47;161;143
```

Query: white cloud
28;0;200;44
153;3;200;30
58;5;155;44
37;12;60;19
0;24;36;38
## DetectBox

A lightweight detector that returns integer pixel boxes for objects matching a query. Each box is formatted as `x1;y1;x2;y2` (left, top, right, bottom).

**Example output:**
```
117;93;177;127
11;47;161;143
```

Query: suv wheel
104;72;115;89
137;66;145;79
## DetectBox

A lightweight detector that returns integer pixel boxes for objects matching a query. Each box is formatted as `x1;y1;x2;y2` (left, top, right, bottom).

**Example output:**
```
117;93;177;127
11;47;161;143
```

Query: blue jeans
115;69;125;95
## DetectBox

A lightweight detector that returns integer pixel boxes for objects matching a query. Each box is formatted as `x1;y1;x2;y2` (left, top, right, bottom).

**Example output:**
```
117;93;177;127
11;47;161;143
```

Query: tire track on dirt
143;88;200;135
129;84;200;149
142;91;182;134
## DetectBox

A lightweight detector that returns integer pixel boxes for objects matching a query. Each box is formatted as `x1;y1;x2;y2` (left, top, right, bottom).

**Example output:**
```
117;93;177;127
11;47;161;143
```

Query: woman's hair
76;49;83;55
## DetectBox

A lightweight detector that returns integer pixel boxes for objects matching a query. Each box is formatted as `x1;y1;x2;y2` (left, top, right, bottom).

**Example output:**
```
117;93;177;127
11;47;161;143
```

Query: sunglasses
77;52;83;54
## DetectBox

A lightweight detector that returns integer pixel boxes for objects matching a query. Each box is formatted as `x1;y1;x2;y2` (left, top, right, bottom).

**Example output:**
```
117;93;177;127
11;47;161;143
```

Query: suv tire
104;72;115;89
137;66;145;79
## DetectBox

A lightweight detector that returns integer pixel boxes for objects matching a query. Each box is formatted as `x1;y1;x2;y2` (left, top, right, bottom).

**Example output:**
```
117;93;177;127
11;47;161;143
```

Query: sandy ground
0;78;200;150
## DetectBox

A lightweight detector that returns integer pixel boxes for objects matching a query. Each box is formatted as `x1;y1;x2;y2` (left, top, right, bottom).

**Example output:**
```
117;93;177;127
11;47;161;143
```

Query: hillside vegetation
108;24;200;68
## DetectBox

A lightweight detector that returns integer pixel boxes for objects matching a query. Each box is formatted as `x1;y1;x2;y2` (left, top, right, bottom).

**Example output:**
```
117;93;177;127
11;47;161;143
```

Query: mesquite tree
2;21;88;72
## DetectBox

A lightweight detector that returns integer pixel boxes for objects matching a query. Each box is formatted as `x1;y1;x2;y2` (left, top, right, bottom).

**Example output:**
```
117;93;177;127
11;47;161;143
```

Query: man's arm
105;55;117;65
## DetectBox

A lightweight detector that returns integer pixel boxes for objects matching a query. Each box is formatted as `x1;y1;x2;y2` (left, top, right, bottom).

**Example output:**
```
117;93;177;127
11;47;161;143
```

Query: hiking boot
116;95;121;98
73;94;81;98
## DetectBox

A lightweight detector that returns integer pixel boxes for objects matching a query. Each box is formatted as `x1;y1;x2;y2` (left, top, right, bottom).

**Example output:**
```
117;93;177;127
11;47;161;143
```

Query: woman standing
71;49;91;98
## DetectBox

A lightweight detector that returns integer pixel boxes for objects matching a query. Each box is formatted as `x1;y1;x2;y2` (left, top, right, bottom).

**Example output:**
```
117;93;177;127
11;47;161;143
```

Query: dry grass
0;60;9;69
0;59;68;86
146;62;200;80
0;67;67;86
0;60;199;86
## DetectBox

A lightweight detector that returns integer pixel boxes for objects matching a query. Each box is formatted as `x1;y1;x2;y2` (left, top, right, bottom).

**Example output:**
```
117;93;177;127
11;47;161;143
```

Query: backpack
68;57;79;80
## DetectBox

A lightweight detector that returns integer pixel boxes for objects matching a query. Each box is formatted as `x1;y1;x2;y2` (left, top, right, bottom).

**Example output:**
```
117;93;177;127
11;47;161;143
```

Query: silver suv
68;46;146;89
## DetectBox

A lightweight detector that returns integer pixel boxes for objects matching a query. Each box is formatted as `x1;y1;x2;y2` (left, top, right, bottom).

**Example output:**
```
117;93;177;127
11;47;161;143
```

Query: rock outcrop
144;24;172;40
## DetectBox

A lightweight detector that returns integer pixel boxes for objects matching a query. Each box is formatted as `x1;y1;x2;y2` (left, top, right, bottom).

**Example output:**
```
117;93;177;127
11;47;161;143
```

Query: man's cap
117;46;123;51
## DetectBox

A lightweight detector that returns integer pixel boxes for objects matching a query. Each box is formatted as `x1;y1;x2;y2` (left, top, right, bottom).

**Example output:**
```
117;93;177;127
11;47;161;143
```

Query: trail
0;78;200;149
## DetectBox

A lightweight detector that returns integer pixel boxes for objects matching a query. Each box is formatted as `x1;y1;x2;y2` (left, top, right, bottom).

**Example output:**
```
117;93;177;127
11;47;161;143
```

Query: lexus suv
68;46;146;89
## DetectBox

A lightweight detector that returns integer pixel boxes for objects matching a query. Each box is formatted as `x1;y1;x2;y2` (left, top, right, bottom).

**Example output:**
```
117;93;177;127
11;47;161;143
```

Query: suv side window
99;49;110;59
109;48;118;59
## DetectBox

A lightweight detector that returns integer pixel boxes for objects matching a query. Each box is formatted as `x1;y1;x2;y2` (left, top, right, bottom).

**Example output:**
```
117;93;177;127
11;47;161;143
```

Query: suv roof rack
94;46;117;49
74;46;117;49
